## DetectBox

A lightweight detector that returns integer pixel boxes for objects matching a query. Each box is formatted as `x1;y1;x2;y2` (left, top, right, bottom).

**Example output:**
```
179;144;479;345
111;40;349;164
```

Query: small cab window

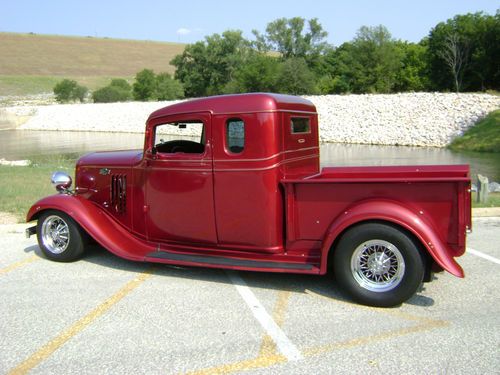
154;121;205;154
291;117;310;134
226;118;245;153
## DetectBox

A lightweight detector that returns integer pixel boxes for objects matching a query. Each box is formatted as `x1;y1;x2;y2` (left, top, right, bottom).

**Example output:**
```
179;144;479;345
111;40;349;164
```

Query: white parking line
227;271;303;361
467;248;500;265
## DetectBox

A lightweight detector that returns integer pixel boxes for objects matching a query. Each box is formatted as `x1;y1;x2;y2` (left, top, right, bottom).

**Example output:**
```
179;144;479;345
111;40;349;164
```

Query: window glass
154;121;205;154
226;119;244;153
291;117;310;134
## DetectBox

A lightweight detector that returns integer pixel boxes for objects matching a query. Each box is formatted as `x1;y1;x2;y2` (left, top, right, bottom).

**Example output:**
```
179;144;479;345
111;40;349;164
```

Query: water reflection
1;129;498;180
320;143;500;180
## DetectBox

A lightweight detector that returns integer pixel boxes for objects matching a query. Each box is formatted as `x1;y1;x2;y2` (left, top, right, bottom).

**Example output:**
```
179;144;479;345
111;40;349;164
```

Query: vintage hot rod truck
26;93;471;307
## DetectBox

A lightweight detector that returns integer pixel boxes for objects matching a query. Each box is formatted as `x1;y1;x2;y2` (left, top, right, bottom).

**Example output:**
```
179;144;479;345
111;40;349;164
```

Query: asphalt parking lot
1;218;499;374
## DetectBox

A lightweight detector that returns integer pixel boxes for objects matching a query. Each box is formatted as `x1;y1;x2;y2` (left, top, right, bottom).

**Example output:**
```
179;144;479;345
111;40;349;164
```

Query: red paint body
27;93;471;277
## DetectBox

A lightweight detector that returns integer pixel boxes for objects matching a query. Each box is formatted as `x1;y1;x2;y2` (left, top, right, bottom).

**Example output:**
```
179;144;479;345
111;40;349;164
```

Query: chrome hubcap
41;215;70;254
351;240;405;292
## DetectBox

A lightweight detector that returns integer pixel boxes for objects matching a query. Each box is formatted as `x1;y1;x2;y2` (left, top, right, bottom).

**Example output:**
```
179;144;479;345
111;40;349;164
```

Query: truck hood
77;150;143;167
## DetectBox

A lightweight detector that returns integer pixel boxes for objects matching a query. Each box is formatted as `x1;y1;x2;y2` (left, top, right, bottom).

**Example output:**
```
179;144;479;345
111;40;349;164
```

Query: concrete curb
472;207;500;218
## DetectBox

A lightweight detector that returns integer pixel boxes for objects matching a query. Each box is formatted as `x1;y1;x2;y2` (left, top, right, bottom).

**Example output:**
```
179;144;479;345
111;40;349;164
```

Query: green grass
0;75;128;96
449;109;500;153
0;154;80;222
0;75;60;96
472;192;500;208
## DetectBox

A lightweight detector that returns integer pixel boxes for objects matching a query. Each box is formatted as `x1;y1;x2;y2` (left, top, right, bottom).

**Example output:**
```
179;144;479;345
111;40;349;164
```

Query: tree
53;79;88;103
252;17;329;59
171;30;250;97
394;41;431;92
275;58;317;95
328;25;402;94
133;69;156;100
438;33;469;92
427;12;499;91
155;73;184;100
223;53;280;93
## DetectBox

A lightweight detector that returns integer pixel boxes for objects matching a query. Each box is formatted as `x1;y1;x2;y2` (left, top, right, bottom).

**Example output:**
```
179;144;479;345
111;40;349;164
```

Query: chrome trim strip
147;154;318;173
214;154;319;172
214;146;319;163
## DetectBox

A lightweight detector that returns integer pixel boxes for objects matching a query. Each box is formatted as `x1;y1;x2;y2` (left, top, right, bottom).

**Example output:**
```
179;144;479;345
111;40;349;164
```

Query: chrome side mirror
51;171;72;193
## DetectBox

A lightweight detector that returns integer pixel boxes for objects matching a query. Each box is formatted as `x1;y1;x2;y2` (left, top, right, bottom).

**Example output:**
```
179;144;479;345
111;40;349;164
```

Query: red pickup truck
26;93;471;307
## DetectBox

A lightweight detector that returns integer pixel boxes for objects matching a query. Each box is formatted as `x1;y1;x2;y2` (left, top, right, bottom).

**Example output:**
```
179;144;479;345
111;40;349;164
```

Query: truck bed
281;164;471;258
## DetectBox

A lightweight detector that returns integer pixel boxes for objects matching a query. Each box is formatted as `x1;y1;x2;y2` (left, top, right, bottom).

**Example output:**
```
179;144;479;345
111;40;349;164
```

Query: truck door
144;112;217;244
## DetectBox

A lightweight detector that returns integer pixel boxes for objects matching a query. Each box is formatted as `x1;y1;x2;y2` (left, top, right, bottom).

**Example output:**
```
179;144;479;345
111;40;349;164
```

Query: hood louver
110;174;127;214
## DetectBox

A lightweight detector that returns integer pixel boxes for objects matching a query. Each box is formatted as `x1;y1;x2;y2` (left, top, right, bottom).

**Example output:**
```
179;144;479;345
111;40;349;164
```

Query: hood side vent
110;174;127;214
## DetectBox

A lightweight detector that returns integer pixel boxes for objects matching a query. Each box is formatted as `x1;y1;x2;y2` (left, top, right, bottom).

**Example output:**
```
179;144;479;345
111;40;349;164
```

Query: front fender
320;199;464;278
27;194;154;261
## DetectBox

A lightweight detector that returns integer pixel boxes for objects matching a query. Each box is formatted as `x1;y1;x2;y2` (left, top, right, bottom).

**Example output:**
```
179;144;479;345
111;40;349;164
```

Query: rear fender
320;199;464;278
27;194;153;261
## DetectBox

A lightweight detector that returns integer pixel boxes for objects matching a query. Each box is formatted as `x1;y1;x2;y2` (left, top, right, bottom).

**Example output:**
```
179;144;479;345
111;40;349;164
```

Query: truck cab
27;93;472;307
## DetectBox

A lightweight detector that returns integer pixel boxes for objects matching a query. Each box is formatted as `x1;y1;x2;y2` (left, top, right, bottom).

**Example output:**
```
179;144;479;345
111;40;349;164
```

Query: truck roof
147;93;317;121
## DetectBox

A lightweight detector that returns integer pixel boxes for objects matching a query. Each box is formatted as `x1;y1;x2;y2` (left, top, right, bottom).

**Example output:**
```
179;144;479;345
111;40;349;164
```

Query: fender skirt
26;194;153;261
320;200;464;278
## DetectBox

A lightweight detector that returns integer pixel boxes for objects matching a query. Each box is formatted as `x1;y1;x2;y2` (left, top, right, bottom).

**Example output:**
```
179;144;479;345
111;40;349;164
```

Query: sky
1;0;498;46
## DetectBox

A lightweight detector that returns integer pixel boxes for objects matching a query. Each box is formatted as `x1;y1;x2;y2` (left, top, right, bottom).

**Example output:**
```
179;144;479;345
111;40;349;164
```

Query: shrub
109;78;132;91
92;79;132;103
53;79;88;103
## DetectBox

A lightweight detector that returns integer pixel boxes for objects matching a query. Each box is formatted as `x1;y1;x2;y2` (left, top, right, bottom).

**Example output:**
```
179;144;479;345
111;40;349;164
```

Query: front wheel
333;223;425;307
37;210;86;262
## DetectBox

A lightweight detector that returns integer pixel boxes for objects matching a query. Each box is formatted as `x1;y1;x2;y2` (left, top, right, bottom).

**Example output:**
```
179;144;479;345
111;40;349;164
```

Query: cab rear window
226;118;245;153
291;117;310;134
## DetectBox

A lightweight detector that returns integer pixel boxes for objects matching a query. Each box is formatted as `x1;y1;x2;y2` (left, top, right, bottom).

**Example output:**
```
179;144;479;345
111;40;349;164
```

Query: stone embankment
2;92;499;147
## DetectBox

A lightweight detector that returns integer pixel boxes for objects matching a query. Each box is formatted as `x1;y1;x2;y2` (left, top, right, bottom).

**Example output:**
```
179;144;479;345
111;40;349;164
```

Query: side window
226;118;245;154
154;121;205;154
291;117;310;134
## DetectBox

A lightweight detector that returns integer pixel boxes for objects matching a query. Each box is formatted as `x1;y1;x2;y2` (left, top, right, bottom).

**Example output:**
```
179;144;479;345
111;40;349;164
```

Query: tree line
172;10;499;97
54;10;499;103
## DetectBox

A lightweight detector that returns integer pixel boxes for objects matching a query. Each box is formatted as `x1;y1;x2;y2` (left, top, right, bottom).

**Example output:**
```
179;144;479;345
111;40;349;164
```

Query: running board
146;251;313;271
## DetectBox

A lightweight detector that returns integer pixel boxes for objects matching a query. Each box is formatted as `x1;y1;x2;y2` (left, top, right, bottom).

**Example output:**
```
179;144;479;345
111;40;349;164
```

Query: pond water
1;129;499;181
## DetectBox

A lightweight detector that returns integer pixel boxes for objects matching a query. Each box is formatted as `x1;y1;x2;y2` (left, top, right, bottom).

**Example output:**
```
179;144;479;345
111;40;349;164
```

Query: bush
155;73;184;100
53;79;88;103
109;78;132;91
92;79;132;103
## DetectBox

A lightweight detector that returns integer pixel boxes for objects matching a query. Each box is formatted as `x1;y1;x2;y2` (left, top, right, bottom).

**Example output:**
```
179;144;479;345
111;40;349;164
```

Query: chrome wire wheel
41;215;71;254
350;239;405;293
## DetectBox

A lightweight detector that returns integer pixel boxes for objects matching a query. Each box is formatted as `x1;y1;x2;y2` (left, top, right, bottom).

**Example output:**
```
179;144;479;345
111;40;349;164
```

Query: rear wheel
37;210;86;262
333;223;424;307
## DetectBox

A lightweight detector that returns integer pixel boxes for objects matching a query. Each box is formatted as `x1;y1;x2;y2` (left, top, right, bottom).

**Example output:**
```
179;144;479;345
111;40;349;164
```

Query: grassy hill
0;32;186;95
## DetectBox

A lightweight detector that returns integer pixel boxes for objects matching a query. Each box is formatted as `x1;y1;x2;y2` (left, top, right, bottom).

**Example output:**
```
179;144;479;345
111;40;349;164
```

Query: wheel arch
320;199;464;278
27;194;153;261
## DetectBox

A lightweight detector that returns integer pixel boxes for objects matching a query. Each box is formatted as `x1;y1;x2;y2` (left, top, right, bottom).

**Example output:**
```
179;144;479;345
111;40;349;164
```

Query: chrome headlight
51;171;72;193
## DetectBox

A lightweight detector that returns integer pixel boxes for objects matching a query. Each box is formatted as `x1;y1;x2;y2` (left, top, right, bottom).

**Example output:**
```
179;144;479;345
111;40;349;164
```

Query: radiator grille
110;174;127;214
